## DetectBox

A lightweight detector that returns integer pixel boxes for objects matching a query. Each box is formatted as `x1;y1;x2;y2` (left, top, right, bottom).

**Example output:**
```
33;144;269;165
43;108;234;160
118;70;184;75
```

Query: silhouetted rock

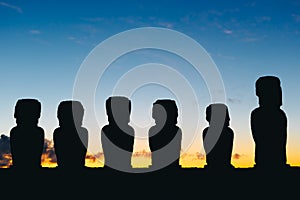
251;76;289;171
202;103;234;172
101;96;135;172
148;99;182;172
53;100;88;170
10;98;44;170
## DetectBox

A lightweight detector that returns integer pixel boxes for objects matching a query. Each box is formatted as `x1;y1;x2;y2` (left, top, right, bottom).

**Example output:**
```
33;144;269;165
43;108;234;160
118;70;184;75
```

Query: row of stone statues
8;75;288;171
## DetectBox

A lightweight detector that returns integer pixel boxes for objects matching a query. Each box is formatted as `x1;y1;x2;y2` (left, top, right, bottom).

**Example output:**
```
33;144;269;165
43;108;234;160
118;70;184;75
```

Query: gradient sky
1;0;300;168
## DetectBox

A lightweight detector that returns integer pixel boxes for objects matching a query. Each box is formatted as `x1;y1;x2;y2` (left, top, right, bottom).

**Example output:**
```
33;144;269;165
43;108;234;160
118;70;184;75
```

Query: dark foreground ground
1;166;300;198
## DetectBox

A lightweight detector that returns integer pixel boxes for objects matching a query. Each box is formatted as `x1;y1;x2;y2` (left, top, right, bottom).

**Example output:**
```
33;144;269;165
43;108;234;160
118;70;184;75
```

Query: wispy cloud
66;36;90;46
29;30;41;35
119;16;176;29
216;53;236;60
223;29;233;35
0;1;22;13
242;37;260;42
180;152;205;161
232;153;244;159
132;150;151;158
228;98;242;104
118;16;145;25
195;152;205;160
157;21;174;29
67;36;76;40
75;24;102;35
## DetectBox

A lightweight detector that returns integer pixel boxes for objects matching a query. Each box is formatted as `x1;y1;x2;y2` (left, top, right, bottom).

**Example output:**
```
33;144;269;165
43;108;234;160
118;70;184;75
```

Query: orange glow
231;153;254;168
180;152;206;168
287;153;300;167
131;150;151;168
0;154;12;168
84;152;104;168
41;154;57;168
0;150;299;169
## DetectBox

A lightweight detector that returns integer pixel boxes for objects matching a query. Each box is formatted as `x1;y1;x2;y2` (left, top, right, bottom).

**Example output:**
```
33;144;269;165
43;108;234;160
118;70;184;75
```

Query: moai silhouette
101;96;135;171
53;100;88;170
10;99;44;170
148;99;182;171
202;103;234;171
251;76;288;170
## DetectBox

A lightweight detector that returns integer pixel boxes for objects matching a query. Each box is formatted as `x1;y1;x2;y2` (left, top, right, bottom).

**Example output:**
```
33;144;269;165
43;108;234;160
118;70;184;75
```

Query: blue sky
1;0;300;165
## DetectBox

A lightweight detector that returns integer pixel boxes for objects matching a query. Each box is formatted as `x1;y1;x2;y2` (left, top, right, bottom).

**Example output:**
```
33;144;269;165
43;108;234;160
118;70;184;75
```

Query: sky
1;0;300;168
